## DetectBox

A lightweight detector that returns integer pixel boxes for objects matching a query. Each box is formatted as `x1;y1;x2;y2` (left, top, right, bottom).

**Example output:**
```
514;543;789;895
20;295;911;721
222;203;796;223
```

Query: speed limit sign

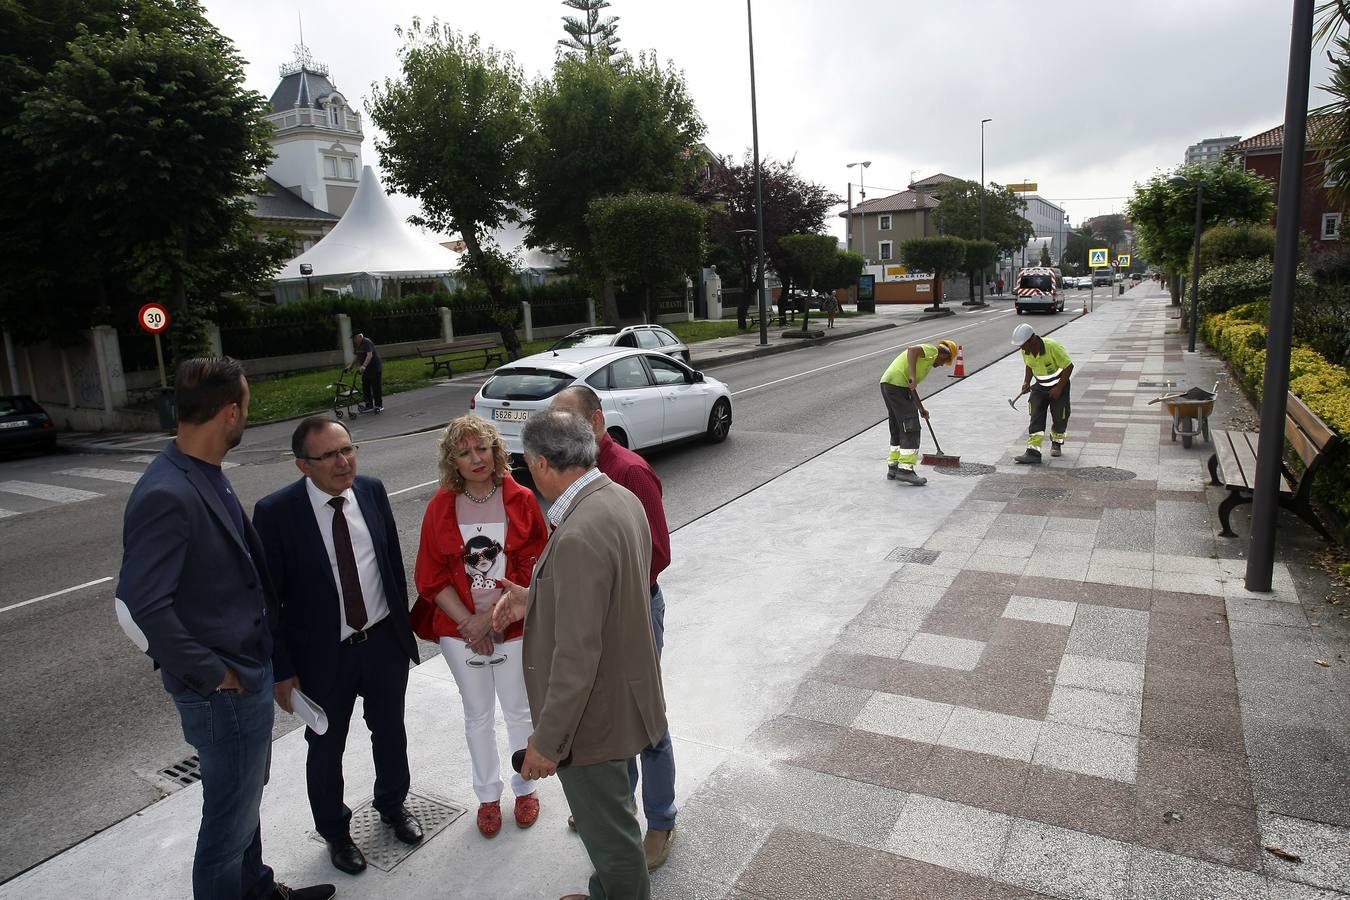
138;303;170;334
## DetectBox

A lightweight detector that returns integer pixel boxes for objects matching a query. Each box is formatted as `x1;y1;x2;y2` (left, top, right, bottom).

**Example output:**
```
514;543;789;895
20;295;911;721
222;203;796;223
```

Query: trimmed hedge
1203;303;1350;522
1196;258;1314;316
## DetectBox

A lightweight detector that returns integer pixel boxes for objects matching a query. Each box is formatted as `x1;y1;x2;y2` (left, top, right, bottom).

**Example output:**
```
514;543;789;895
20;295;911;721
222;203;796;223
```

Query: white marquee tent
274;165;463;301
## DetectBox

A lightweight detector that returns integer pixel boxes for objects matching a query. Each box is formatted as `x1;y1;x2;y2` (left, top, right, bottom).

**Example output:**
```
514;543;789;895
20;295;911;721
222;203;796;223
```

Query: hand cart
1148;383;1217;449
329;368;362;420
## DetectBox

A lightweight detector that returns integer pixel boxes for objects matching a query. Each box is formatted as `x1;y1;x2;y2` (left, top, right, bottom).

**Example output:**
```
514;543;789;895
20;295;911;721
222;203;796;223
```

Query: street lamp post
976;118;992;306
1169;175;1204;352
848;161;872;269
746;0;768;345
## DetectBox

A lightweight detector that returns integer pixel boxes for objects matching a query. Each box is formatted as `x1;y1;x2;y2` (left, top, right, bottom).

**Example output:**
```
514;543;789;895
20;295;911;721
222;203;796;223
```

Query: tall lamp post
1169;175;1204;352
745;0;769;345
848;160;872;268
977;118;992;306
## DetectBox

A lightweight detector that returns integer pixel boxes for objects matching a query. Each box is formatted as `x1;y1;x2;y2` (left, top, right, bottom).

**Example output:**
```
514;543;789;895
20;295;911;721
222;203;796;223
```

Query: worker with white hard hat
1011;323;1074;464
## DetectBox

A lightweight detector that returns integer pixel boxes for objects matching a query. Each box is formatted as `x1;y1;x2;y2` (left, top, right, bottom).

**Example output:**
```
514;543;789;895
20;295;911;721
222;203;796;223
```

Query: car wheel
607;426;629;448
1016;308;1024;315
705;398;731;444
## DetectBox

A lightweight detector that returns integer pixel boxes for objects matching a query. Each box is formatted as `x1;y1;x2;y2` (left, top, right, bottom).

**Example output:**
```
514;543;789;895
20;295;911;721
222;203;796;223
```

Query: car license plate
493;409;529;423
0;421;27;429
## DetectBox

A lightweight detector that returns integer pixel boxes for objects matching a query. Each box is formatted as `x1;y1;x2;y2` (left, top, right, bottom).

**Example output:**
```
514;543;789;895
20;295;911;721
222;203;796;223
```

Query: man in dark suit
118;357;333;900
253;415;422;876
495;408;667;900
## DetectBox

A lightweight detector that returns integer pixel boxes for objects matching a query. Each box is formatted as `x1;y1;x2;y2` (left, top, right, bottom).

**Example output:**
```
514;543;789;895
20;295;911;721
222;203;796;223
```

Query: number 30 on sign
138;303;170;334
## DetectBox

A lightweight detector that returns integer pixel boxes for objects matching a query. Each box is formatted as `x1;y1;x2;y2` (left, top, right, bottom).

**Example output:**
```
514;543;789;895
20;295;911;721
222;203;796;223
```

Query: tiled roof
269;68;341;112
1231;116;1334;153
909;173;957;189
249;177;339;222
842;189;941;216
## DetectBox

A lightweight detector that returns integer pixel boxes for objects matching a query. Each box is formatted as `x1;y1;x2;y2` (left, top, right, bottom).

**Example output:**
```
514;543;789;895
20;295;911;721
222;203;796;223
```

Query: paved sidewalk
7;286;1346;899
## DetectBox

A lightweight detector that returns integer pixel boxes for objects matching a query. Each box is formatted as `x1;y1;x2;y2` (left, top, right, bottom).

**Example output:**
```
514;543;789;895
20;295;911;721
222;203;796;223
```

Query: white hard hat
1011;323;1035;346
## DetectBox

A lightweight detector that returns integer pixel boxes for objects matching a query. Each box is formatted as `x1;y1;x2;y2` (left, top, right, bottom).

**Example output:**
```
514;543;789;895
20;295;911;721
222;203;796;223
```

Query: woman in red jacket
414;416;549;837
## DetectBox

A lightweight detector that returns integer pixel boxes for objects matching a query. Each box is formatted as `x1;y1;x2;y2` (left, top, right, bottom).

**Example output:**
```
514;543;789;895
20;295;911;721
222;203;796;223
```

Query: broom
921;419;961;467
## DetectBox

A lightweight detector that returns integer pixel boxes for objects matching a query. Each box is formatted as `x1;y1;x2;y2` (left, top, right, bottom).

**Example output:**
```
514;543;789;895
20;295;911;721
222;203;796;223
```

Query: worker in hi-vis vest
878;339;959;485
1012;323;1074;464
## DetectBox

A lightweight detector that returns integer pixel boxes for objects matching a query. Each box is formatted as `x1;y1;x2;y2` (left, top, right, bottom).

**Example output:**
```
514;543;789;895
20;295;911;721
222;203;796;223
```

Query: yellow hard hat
937;339;960;361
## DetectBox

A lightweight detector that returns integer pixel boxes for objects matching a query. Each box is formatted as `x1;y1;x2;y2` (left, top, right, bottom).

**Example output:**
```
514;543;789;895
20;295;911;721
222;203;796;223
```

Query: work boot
1051;442;1063;457
1014;448;1043;465
886;463;900;480
893;468;927;486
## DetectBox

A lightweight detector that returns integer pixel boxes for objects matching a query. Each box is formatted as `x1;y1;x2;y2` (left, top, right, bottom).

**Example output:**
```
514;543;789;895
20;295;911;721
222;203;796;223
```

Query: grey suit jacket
523;474;667;767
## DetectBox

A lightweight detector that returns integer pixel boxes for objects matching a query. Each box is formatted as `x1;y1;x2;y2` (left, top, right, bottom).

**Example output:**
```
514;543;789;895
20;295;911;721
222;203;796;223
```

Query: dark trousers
560;759;650;900
304;620;411;841
361;366;383;408
1027;382;1071;447
880;382;921;465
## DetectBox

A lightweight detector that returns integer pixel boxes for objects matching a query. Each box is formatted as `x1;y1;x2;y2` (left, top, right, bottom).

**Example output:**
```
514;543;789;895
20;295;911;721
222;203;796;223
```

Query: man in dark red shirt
552;385;676;871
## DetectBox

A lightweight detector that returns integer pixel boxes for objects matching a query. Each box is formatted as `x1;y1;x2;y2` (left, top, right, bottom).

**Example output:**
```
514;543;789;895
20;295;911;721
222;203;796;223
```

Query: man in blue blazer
253;415;421;876
118;357;332;900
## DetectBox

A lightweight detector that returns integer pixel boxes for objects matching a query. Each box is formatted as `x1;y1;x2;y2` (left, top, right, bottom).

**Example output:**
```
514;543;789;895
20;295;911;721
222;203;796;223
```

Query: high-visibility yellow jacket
880;344;939;389
1022;337;1073;388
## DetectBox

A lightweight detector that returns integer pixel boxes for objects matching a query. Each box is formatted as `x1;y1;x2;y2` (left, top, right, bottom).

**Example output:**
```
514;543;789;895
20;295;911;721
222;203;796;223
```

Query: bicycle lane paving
16;289;1343;898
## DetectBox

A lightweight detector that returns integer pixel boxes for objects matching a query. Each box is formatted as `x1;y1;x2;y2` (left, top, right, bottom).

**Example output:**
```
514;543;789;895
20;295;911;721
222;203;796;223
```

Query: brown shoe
514;792;540;828
643;826;674;871
477;801;502;837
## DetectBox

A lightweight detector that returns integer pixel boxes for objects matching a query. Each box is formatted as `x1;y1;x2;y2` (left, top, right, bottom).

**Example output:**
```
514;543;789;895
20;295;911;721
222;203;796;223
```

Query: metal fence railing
220;321;337;359
349;311;441;346
530;296;589;329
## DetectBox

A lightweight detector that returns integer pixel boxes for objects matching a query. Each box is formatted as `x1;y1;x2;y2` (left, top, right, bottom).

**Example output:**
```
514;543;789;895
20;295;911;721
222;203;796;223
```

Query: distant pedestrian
879;339;959;485
117;356;334;900
821;293;840;328
350;332;383;413
996;276;1004;295
1011;323;1074;464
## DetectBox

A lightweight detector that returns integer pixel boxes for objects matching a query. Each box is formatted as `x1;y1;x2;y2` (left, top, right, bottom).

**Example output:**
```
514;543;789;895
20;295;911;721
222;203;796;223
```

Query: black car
0;395;57;453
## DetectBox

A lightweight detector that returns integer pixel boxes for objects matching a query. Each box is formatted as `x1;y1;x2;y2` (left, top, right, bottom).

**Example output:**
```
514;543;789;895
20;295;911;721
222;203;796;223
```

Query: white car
470;346;733;456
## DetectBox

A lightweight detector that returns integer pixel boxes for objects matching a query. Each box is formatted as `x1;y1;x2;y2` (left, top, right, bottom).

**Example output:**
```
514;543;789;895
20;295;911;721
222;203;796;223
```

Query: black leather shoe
381;806;424;844
326;834;366;875
272;885;336;900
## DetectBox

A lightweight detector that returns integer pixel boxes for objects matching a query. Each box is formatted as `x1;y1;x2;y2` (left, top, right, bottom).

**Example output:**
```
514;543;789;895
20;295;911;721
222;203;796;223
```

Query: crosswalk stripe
57;467;143;485
0;481;101;503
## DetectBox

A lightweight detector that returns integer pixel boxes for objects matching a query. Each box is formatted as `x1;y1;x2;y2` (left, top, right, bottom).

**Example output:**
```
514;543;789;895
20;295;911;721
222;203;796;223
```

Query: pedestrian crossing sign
1089;248;1109;267
1118;254;1131;268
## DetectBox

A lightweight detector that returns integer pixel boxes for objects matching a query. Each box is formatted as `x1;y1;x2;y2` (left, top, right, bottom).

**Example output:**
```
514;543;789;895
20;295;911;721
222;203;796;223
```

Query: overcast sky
204;0;1337;241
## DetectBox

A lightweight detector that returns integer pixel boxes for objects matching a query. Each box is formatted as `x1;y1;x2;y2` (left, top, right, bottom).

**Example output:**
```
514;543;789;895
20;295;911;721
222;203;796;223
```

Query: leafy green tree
777;233;838;331
558;0;623;60
369;20;529;356
1199;223;1277;269
525;53;705;323
900;237;968;310
930;179;1035;259
963;239;998;301
1088;214;1128;251
3;3;289;357
704;154;839;328
587;193;705;323
1126;162;1273;304
1039;244;1052;266
819;250;864;294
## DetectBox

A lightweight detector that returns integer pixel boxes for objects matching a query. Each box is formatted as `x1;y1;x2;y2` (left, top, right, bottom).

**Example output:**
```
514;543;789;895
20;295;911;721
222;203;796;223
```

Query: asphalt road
0;295;1083;882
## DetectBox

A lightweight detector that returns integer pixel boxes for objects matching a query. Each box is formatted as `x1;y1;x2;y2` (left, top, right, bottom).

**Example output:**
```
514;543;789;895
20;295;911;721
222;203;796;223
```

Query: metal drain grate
1019;486;1072;500
311;791;465;872
158;755;201;788
885;547;941;565
931;462;997;478
1137;380;1177;388
1069;466;1138;482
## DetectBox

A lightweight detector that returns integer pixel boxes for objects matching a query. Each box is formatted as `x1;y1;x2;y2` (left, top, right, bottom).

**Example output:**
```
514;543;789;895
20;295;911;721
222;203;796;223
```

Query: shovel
921;419;961;467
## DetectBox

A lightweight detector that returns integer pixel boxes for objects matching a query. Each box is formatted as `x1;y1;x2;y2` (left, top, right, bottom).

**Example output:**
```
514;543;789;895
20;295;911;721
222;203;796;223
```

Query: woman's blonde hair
437;416;510;492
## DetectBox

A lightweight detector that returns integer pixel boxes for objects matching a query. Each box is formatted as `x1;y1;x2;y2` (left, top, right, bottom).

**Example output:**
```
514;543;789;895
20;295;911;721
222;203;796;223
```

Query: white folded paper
114;597;149;652
291;689;329;736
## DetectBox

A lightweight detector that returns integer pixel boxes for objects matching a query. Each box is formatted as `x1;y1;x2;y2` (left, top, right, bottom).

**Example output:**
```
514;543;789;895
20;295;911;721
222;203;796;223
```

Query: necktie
328;496;368;631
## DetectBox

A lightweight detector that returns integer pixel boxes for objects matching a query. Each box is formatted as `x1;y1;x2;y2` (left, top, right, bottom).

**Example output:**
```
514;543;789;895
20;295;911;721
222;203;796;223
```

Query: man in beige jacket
494;408;667;900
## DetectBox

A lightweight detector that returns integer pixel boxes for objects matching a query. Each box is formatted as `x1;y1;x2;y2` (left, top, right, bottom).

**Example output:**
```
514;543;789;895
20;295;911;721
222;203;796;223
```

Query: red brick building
1232;118;1343;251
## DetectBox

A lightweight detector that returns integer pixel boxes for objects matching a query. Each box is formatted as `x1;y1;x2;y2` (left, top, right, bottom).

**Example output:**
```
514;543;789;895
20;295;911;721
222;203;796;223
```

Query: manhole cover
885;547;941;565
312;791;465;872
1019;486;1072;500
158;755;201;788
931;462;997;477
1069;467;1138;482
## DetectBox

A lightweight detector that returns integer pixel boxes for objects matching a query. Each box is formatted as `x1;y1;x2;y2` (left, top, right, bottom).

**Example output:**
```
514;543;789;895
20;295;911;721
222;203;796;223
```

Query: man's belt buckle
344;629;369;646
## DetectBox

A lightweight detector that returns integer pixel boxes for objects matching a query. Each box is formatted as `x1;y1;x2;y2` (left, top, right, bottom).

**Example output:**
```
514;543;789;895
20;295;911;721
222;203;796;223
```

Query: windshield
0;396;39;415
480;369;575;401
552;333;615;350
1019;274;1055;291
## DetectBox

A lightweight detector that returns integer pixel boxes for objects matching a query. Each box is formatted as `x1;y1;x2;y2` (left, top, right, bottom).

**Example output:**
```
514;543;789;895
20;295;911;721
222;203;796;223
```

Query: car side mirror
692;371;704;383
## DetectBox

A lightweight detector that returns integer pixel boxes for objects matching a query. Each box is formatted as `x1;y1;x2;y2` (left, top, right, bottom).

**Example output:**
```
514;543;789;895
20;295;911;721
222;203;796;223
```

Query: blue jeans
172;663;275;900
628;584;677;831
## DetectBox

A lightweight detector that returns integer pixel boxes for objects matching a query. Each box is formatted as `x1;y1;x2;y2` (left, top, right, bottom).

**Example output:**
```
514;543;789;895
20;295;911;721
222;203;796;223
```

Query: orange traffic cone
1081;295;1089;314
948;346;967;378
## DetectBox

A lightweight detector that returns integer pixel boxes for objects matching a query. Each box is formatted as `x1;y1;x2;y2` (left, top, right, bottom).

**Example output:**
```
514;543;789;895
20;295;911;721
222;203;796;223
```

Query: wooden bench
1207;392;1338;541
417;338;505;378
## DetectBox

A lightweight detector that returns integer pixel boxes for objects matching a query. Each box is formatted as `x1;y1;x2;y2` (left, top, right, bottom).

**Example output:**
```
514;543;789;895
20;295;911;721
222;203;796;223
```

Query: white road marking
0;576;114;615
125;454;235;468
57;467;143;485
0;508;16;518
731;310;1015;398
390;479;440;497
0;480;101;503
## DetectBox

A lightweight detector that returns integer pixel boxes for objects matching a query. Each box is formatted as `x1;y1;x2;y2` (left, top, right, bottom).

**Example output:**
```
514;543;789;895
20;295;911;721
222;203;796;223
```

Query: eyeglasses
301;444;358;463
465;542;503;567
453;443;497;461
